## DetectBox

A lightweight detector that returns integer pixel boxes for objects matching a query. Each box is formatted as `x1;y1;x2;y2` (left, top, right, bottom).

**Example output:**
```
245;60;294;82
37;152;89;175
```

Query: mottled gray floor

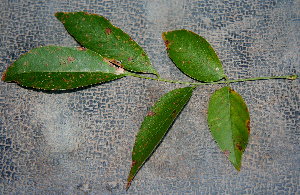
0;0;299;194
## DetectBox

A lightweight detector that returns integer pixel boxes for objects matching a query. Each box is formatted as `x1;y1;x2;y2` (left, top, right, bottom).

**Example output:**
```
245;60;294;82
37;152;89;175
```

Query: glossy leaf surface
127;87;194;189
162;29;225;82
55;12;158;76
207;86;250;171
2;46;126;90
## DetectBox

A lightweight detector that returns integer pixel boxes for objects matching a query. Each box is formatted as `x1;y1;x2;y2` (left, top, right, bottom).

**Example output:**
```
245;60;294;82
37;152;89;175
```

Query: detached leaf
127;87;194;189
162;29;225;82
2;46;126;90
207;86;250;171
55;12;159;76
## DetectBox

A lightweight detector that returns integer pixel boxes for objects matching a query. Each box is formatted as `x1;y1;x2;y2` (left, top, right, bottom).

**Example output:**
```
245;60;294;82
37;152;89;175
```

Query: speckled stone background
0;0;299;194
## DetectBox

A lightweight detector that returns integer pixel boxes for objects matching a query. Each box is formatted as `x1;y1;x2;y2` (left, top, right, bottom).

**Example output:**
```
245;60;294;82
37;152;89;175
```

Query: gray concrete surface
0;0;299;194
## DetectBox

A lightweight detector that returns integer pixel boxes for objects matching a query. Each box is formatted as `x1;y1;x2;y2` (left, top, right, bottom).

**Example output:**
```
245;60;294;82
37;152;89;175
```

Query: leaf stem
126;73;297;85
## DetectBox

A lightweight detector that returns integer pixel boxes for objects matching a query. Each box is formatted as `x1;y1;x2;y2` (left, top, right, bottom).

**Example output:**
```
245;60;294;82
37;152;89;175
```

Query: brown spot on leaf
128;57;133;61
107;59;123;67
235;143;243;151
172;110;177;119
246;120;250;134
147;111;155;116
164;40;171;50
105;28;112;35
224;150;230;157
77;47;87;51
68;56;75;63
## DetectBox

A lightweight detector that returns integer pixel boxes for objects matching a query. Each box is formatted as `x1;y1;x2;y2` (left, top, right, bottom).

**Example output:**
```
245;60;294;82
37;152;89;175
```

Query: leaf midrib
227;87;238;165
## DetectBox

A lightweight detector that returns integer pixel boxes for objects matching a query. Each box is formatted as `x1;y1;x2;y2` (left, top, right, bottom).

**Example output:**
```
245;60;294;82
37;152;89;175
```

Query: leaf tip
233;161;241;172
126;160;137;190
126;181;131;190
55;12;64;19
1;70;7;82
55;12;73;22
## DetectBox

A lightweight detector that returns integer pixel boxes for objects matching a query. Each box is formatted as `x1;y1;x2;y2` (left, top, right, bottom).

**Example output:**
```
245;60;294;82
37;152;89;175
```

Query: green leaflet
162;30;225;82
55;12;159;76
127;87;194;189
207;86;250;171
2;46;126;90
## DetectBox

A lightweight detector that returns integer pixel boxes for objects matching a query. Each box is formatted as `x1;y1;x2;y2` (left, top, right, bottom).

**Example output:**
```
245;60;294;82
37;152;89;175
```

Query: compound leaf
162;29;225;82
127;87;194;189
207;86;250;171
2;46;126;90
55;12;159;76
